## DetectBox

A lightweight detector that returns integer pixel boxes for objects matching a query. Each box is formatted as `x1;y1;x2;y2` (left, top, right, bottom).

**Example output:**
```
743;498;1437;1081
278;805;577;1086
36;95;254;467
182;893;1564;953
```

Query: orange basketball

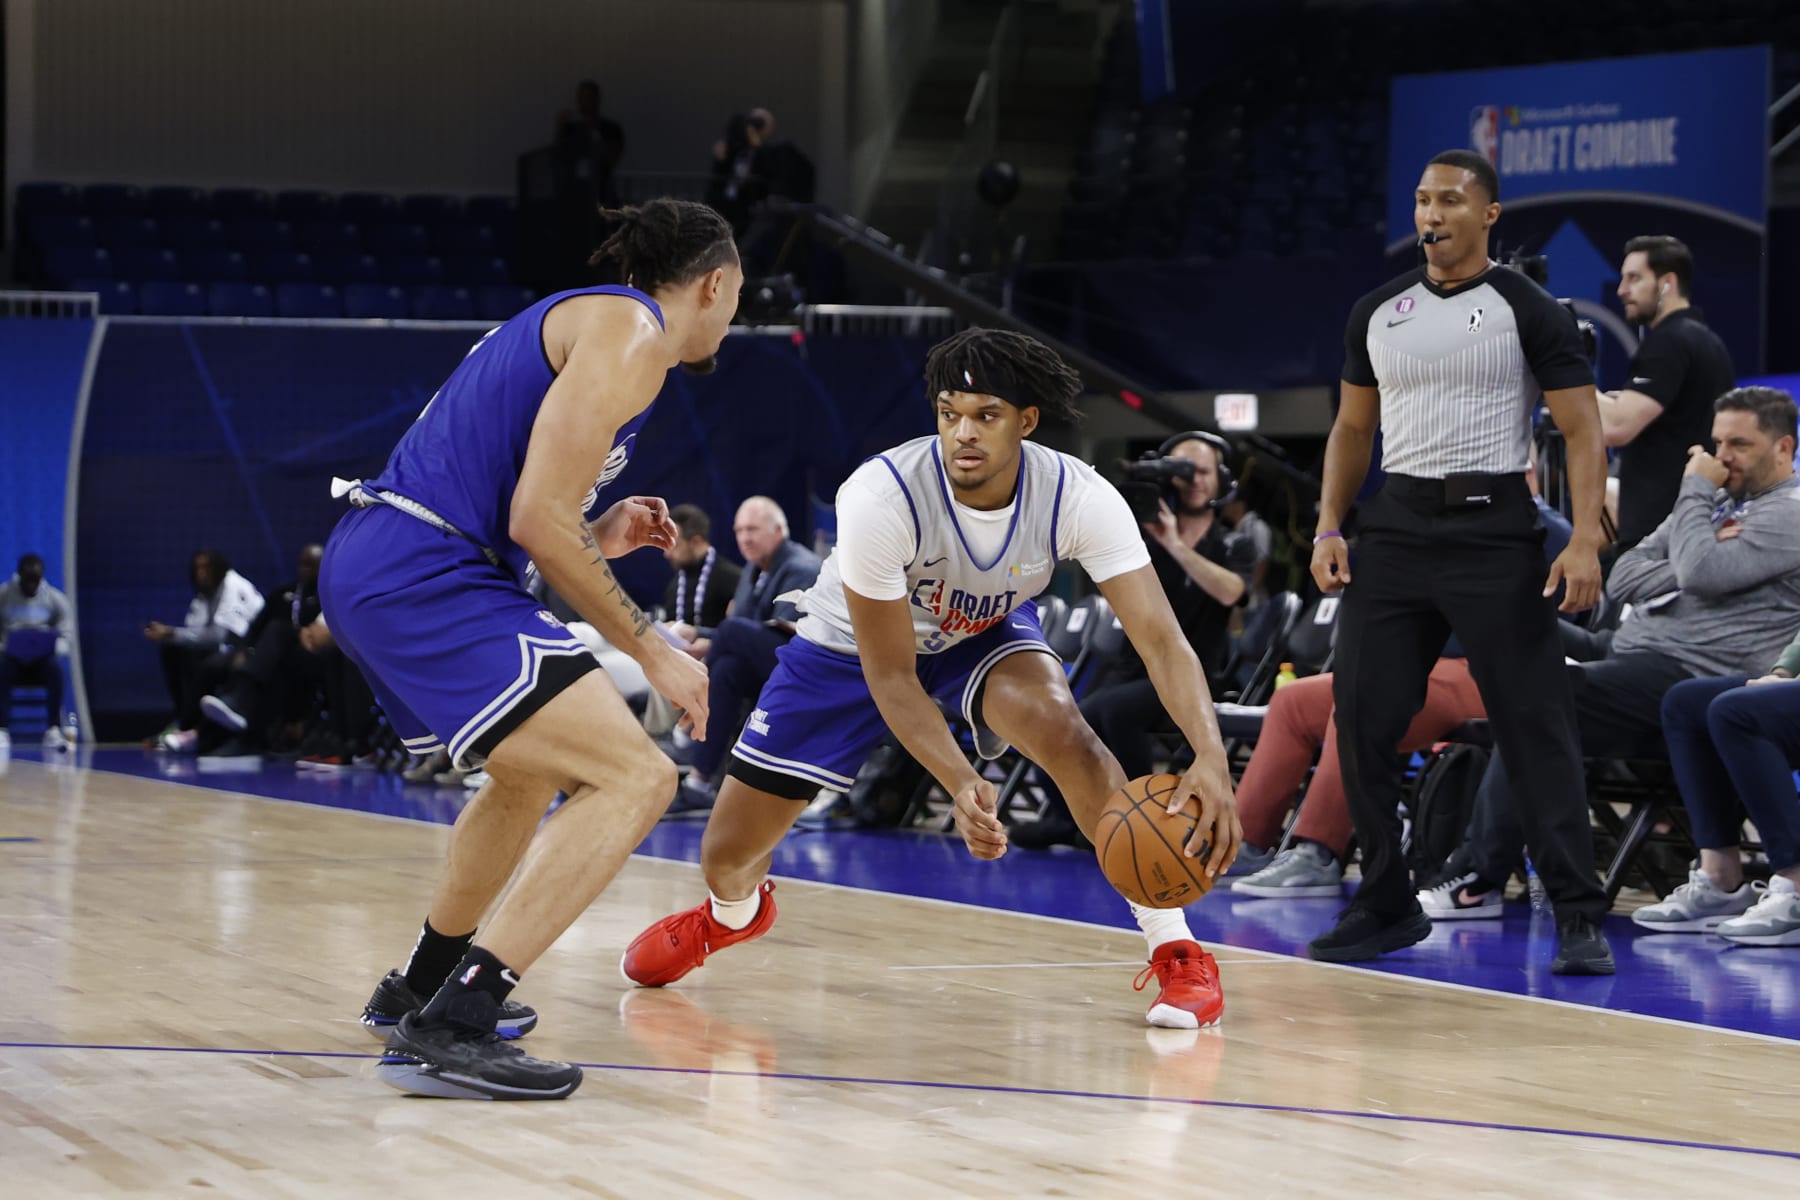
1094;774;1214;908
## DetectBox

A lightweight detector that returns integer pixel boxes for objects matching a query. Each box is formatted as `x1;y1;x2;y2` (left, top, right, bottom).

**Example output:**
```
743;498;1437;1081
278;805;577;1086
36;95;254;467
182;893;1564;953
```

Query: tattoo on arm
575;518;649;637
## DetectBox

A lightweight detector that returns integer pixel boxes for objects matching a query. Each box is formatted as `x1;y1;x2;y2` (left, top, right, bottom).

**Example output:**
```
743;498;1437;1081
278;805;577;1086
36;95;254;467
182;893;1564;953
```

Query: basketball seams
1134;775;1206;901
1103;774;1208;907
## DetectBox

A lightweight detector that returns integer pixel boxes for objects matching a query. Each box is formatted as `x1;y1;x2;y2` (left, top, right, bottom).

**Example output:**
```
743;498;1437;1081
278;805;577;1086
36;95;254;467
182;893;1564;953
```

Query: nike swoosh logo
1386;318;1414;328
1010;622;1032;632
1631;377;1652;385
923;556;948;568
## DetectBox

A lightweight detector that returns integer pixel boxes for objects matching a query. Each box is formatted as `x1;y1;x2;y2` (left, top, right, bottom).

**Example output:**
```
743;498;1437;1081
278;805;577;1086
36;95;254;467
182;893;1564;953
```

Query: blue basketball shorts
320;503;598;770
727;600;1056;800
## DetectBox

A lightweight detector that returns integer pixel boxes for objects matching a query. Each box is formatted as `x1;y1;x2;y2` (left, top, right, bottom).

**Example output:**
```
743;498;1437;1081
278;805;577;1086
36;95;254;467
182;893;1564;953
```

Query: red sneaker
620;881;777;987
1134;939;1224;1029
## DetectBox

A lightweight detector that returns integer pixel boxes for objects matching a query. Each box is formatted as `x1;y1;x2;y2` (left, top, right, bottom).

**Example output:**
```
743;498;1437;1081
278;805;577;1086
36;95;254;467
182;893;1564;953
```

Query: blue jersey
365;284;663;582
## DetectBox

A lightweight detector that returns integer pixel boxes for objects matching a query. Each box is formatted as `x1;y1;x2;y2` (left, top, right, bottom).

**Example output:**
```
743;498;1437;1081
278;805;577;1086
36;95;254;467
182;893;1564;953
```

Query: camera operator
1598;236;1736;552
1311;149;1614;975
1014;431;1259;850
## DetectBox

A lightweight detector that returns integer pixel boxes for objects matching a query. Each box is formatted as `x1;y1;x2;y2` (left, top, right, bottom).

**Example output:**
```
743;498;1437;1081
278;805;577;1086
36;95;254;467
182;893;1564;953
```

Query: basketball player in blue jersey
623;329;1245;1029
320;199;741;1100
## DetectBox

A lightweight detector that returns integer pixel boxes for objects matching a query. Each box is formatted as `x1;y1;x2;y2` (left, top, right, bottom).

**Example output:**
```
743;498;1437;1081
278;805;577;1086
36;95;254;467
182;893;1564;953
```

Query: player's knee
625;746;679;814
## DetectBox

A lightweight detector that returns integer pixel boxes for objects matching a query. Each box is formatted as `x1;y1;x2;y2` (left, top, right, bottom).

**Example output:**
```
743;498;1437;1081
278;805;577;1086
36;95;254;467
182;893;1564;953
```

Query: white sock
1130;901;1194;955
709;886;764;931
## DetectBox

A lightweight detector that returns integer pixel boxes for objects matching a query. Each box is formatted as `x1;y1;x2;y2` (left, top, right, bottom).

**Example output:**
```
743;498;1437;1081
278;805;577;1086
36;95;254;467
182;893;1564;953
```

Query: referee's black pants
1332;475;1608;923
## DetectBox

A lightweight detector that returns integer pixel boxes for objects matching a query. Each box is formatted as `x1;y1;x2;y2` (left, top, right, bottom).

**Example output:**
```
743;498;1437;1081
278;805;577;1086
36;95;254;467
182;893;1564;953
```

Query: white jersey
794;436;1149;655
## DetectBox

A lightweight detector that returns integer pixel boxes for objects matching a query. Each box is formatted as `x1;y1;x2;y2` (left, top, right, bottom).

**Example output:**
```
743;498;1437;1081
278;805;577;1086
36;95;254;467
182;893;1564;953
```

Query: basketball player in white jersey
623;329;1243;1027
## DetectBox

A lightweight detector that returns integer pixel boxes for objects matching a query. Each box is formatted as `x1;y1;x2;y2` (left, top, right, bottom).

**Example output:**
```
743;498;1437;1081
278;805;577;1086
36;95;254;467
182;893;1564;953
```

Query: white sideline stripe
889;957;1294;971
53;760;1800;1049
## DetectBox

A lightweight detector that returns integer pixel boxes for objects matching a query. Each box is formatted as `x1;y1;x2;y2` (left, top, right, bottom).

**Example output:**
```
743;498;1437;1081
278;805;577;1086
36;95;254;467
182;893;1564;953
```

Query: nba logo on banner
1469;106;1499;165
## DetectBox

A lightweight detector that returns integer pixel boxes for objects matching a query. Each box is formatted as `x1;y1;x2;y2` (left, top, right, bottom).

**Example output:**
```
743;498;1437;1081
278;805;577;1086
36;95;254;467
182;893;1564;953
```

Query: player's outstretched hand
644;643;710;741
952;778;1007;860
1167;759;1241;877
593;495;680;558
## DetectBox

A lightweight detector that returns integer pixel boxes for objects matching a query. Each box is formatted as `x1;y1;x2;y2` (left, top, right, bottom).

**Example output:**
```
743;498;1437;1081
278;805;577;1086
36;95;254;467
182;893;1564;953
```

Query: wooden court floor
2;757;1796;1198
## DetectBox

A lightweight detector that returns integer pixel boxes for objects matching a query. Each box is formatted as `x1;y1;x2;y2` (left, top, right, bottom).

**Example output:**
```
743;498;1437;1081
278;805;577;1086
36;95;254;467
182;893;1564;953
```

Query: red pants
1236;658;1485;858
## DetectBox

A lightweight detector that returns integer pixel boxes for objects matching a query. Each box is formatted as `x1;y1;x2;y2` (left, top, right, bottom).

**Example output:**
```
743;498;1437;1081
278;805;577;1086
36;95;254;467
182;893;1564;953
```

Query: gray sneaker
1630;868;1756;933
1716;877;1800;947
1232;841;1343;899
1222;842;1274;878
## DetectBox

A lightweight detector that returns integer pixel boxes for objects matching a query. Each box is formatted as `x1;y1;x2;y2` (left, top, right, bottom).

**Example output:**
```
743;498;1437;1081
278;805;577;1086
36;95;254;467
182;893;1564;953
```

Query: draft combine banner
1388;46;1771;377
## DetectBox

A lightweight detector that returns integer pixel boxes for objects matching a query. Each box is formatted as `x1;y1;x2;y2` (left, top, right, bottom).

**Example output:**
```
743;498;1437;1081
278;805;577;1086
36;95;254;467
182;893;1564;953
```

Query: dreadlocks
589;199;739;293
924;328;1086;424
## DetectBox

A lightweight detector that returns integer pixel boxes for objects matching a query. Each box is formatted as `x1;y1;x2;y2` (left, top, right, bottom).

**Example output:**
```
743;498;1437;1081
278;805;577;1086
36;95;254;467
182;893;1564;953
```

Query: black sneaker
1008;811;1092;852
360;969;539;1041
376;996;581;1101
1307;904;1434;962
1551;913;1615;976
199;688;252;733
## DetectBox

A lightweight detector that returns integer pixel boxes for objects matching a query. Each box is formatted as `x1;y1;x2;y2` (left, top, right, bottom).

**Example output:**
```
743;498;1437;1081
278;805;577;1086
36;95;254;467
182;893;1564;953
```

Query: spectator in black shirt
1598;236;1737;551
660;503;743;661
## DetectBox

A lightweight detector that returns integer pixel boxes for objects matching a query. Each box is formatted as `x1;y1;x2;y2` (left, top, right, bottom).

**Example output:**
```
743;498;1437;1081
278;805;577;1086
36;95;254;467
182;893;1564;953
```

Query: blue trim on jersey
1047;455;1068;571
932;448;1024;573
535;285;664;374
874;454;922;560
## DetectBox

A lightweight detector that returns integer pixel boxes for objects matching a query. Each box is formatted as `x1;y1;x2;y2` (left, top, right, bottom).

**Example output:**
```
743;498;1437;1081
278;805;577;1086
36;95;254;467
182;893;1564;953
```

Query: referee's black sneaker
1550;913;1615;976
376;992;582;1101
360;969;539;1040
1307;903;1434;962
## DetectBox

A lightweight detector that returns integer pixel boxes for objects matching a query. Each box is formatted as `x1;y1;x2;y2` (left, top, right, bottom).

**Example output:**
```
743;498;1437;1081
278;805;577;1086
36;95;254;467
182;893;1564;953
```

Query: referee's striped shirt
1343;265;1593;479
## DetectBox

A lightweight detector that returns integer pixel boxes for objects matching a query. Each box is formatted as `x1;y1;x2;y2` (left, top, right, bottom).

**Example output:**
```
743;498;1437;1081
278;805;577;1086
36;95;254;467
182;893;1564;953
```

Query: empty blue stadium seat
402;194;463;223
113;247;181;281
464;196;515;225
313;253;381;284
433;223;498;256
275;190;337;222
227;218;294;252
16;182;80;218
28;214;96;247
75;278;137;314
181;248;249;282
364;223;430;256
275;283;345;318
250;251;315;283
444;255;510;285
411;285;475;320
207;282;274;317
212;188;275;219
475;285;536;322
148;186;211;219
294;221;364;255
138;281;209;316
81;183;148;216
96;216;162;249
162;217;230;251
380;255;445;285
343;283;411;319
43;245;112;286
339;192;400;223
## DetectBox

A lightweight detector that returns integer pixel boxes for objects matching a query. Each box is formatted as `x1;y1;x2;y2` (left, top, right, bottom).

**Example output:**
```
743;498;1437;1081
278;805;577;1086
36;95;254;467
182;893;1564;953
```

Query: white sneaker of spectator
1417;870;1505;920
158;728;199;754
1715;876;1800;947
42;726;68;751
461;769;489;791
1629;867;1756;933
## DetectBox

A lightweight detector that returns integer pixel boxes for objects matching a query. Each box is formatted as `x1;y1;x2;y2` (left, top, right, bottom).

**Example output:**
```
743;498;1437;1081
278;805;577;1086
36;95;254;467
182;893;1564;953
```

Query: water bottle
1275;661;1298;689
1525;856;1550;916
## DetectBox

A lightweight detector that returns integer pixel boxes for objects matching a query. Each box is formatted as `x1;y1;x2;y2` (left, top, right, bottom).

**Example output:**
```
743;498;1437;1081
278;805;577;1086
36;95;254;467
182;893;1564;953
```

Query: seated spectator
1428;386;1800;919
0;553;74;750
1226;659;1486;897
643;503;742;736
146;549;264;752
1015;433;1262;849
291;614;382;771
1631;624;1800;946
197;544;324;756
666;496;821;814
1220;496;1272;611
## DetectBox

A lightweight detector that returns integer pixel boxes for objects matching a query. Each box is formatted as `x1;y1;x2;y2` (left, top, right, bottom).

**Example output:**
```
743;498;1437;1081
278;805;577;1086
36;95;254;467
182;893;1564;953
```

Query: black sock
418;945;519;1030
401;919;475;997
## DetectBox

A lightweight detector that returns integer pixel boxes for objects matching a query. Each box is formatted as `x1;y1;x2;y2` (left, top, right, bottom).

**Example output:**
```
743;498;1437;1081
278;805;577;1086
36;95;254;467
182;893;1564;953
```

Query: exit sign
1215;392;1259;432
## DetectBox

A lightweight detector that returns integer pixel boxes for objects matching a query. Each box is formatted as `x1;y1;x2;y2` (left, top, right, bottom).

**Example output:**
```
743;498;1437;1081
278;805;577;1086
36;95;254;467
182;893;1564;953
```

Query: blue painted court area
19;745;1799;1042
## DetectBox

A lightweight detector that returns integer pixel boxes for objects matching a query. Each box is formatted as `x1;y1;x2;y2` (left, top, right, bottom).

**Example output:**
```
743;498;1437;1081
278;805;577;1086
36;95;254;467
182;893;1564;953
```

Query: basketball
1095;774;1214;908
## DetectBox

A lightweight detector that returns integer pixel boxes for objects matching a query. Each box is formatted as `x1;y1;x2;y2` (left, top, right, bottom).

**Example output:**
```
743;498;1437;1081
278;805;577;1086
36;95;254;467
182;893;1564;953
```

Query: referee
1310;149;1614;976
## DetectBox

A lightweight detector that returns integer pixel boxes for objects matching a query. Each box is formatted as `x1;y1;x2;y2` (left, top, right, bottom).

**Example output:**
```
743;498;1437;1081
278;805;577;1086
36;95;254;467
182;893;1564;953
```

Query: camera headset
1157;430;1238;509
